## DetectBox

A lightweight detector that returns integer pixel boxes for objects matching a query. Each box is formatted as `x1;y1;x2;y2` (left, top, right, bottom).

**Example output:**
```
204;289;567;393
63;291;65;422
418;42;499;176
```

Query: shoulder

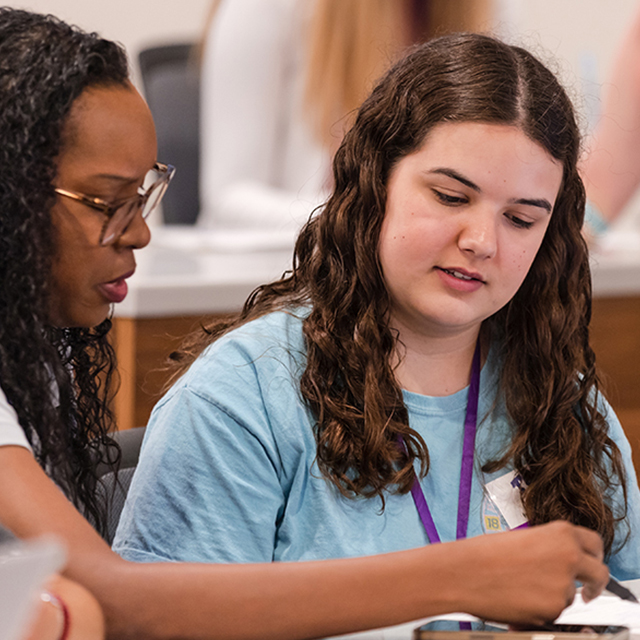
597;394;633;452
164;310;307;407
205;309;306;368
145;310;313;463
0;385;31;451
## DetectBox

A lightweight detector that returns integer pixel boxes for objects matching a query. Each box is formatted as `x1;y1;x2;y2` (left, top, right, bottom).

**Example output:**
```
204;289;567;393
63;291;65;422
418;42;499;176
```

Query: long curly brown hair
173;33;627;554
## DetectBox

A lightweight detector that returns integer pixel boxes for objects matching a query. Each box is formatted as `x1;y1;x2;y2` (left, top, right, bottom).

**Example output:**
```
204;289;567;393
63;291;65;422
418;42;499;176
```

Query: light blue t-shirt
113;311;640;579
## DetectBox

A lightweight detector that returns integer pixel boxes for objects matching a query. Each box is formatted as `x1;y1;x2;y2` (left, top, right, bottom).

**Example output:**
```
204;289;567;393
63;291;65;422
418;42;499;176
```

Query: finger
575;555;609;602
572;526;605;561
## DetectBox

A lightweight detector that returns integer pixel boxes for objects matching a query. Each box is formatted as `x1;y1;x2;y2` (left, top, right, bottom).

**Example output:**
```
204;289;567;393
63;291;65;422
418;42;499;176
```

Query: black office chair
138;43;200;225
96;426;146;544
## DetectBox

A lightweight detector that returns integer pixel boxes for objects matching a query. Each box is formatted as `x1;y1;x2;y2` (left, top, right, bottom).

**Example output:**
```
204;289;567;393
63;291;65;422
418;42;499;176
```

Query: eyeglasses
54;162;175;246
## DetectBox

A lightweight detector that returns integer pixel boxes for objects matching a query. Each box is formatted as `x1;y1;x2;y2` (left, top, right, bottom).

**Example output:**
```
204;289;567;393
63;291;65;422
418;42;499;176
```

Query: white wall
9;0;640;225
11;0;639;120
6;0;212;88
497;0;640;131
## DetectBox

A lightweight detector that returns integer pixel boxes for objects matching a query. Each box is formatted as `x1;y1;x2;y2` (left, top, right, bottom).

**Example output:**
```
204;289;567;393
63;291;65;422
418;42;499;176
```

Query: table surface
114;227;640;319
114;226;296;317
327;580;640;640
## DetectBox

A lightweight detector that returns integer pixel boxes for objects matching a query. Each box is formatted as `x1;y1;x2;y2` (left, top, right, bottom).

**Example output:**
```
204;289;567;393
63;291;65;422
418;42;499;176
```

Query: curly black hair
0;9;129;534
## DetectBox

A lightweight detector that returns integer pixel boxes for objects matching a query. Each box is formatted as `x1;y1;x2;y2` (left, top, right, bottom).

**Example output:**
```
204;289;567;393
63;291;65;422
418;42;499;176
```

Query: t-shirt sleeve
600;399;640;580
0;386;31;451
112;341;290;564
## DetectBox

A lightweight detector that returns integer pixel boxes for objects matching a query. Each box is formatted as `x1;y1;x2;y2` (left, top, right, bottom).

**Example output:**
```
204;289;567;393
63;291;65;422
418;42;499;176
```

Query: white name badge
484;470;528;530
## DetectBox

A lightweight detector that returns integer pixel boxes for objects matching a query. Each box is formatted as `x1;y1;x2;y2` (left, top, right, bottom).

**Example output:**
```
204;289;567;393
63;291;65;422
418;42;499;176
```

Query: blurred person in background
198;0;492;231
581;3;640;239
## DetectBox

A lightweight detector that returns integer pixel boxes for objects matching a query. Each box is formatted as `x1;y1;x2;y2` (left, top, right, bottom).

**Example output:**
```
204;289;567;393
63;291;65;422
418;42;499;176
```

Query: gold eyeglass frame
54;162;175;245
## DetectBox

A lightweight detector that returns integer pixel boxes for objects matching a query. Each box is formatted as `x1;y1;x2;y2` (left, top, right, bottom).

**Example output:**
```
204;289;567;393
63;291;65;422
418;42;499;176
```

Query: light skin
580;4;640;229
25;576;104;640
0;88;609;640
379;122;563;396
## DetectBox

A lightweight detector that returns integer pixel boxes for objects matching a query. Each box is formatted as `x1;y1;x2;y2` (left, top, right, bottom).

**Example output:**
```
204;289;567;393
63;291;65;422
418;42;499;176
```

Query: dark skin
49;82;153;328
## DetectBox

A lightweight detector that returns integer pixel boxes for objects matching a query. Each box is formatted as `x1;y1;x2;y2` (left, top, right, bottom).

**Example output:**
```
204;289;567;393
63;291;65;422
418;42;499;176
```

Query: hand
23;590;64;640
452;521;608;626
22;576;104;640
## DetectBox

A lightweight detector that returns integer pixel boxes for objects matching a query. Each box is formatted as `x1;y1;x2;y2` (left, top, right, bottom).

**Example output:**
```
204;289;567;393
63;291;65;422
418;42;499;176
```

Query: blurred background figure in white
197;0;492;234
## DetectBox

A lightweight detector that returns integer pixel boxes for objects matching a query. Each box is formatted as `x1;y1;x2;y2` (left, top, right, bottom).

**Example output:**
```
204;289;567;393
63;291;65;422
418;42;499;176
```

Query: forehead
58;82;157;180
393;121;563;197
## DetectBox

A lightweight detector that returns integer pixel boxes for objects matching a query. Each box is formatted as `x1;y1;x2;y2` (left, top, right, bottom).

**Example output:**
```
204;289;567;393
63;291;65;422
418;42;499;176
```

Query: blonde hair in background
304;0;494;149
429;0;494;34
304;0;405;150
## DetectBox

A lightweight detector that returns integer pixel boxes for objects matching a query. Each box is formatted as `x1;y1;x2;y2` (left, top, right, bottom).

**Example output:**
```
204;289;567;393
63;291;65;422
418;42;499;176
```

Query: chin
88;313;111;329
67;308;111;329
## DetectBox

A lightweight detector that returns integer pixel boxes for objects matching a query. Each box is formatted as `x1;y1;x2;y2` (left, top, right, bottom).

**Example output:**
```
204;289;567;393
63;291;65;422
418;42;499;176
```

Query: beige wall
11;0;640;103
6;0;212;88
496;0;640;227
498;0;638;75
497;0;640;129
11;0;639;116
11;0;640;223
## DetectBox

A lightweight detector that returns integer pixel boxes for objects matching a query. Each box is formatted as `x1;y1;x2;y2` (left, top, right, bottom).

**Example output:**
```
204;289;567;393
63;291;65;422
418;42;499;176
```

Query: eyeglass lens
100;167;170;246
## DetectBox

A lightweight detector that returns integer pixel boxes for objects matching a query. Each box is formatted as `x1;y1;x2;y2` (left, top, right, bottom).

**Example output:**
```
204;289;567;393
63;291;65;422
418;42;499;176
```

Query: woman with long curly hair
115;33;640;580
0;9;611;640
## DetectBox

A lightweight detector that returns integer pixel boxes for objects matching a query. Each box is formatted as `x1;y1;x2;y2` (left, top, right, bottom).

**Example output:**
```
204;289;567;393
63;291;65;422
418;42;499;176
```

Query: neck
390;323;483;397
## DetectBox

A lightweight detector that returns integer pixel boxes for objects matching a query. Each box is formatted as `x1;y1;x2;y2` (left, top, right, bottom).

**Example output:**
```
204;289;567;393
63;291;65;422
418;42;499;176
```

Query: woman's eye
433;190;467;205
506;213;534;230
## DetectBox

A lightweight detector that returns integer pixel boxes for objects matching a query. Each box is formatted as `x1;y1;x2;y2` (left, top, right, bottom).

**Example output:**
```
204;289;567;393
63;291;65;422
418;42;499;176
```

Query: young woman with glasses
0;8;611;640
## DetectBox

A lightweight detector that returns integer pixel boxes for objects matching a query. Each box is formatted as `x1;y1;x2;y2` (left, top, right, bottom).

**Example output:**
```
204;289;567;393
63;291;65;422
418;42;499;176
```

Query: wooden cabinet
591;297;640;476
111;315;212;430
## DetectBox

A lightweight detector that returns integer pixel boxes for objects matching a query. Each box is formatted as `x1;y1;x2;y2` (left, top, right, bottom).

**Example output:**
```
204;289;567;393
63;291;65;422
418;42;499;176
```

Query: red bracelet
41;591;70;640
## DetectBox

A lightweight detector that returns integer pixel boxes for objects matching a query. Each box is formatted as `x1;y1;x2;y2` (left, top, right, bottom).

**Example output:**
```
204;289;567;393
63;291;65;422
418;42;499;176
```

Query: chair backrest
138;43;200;225
96;426;146;544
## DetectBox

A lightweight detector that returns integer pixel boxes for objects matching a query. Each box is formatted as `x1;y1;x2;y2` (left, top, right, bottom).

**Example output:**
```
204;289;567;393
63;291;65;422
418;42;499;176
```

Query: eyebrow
430;168;480;191
428;167;553;213
92;173;141;185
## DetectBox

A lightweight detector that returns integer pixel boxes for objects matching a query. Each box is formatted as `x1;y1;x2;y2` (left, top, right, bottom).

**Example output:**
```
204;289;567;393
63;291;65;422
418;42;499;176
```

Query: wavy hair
173;33;627;553
0;9;129;535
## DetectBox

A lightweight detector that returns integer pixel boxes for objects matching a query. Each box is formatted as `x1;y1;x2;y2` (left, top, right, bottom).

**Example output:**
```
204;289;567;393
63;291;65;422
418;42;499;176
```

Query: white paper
556;591;640;635
327;583;640;640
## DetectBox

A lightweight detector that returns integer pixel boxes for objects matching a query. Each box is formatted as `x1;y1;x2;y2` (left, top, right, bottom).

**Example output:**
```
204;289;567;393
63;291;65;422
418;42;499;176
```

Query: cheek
51;199;105;251
50;225;97;307
378;223;416;288
511;248;531;273
377;218;398;274
506;238;545;293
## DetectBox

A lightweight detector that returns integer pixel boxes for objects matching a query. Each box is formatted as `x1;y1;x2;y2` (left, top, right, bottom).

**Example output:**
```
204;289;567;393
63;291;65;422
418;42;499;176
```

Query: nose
116;208;152;250
457;209;497;260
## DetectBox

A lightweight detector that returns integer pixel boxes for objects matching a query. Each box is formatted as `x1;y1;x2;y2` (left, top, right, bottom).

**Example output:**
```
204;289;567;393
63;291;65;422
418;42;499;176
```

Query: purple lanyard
405;340;481;544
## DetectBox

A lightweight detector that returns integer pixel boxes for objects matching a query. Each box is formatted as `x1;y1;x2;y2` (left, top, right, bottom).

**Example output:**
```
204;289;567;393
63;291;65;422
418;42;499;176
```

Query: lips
97;269;134;304
437;267;485;283
435;266;486;292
